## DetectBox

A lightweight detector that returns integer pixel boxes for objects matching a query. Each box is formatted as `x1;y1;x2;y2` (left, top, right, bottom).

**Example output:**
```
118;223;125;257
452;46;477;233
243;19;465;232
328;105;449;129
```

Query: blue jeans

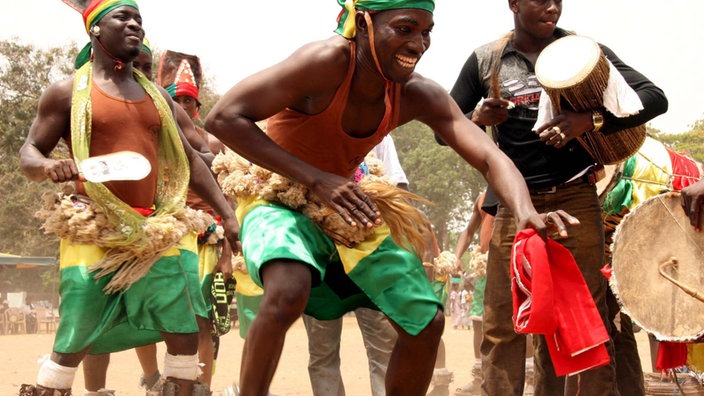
481;182;619;396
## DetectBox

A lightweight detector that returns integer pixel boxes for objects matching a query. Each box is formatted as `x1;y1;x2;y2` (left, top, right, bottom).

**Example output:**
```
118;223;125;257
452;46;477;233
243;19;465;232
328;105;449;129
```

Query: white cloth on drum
532;58;644;131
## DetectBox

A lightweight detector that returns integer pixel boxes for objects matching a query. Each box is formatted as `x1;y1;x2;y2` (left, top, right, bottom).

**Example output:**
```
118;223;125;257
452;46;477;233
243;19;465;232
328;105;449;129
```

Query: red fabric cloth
601;264;612;281
666;147;702;191
656;342;688;371
511;229;611;376
132;207;155;216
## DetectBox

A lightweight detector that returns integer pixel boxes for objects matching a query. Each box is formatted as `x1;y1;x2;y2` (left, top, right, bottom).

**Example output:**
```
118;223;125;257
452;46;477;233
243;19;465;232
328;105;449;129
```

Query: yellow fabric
341;0;359;38
234;270;263;297
59;232;197;269
197;243;219;281
235;196;270;224
629;137;672;208
687;343;704;372
335;223;391;273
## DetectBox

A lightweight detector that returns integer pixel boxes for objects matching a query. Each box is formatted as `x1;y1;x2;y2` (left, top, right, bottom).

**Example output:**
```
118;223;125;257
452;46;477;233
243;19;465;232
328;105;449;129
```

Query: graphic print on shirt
502;75;541;109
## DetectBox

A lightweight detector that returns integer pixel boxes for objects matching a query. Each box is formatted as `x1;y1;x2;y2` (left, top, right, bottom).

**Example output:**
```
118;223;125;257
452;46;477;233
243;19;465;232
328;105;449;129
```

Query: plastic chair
0;310;6;335
35;307;56;333
5;308;26;334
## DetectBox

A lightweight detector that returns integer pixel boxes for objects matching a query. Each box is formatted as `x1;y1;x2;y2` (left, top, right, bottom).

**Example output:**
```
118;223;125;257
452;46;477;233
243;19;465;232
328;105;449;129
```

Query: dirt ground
1;315;654;395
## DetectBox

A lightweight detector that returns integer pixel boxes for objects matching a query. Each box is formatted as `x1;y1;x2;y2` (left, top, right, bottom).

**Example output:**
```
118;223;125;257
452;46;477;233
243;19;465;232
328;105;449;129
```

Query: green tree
392;121;485;249
0;40;77;293
651;117;704;162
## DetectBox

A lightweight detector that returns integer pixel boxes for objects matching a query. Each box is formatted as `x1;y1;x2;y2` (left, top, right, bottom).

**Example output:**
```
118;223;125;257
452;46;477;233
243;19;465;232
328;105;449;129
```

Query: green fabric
240;203;441;336
55;250;207;355
236;292;264;339
602;156;637;215
431;279;448;306
69;62;190;254
469;276;486;318
335;0;435;38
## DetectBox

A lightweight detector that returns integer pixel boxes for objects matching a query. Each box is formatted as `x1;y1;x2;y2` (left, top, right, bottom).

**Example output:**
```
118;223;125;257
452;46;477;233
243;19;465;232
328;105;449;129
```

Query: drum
599;136;702;262
611;192;704;341
535;35;645;165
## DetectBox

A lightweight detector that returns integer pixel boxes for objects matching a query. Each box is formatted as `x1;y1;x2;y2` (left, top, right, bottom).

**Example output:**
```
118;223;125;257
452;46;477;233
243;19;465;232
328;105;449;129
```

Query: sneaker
223;384;240;396
427;368;454;396
454;366;482;396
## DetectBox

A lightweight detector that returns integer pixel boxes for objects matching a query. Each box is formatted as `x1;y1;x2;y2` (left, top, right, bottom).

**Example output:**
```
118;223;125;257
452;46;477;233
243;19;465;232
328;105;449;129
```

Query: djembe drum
611;192;704;341
535;35;645;165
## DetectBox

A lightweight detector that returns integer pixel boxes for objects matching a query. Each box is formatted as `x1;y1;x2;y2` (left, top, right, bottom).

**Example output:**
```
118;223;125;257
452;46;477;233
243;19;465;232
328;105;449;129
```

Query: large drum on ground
611;192;704;341
535;34;645;164
597;136;702;262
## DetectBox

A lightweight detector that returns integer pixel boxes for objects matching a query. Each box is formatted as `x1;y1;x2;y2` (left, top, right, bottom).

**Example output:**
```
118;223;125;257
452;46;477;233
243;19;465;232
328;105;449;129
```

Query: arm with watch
537;44;667;148
591;44;668;135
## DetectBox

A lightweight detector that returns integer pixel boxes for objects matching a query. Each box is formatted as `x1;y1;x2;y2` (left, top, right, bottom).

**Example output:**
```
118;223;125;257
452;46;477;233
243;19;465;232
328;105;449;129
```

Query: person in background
17;2;238;395
448;0;667;394
302;134;407;396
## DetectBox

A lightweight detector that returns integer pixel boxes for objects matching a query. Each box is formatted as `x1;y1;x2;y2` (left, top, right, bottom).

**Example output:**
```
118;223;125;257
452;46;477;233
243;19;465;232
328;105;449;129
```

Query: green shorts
469;276;486;320
55;238;208;355
240;203;442;336
198;243;219;314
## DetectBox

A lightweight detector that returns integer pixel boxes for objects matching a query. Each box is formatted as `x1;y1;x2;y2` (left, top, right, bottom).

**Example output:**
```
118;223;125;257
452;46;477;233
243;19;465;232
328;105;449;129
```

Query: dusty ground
1;315;654;395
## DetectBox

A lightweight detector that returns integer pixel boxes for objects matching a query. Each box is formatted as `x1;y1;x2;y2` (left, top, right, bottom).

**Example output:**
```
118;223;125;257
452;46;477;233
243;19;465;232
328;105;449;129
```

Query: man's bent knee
259;260;312;326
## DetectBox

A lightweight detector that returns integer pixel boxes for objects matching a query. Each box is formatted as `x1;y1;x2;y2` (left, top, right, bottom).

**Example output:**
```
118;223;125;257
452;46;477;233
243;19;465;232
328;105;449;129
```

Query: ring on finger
545;211;555;224
557;131;566;140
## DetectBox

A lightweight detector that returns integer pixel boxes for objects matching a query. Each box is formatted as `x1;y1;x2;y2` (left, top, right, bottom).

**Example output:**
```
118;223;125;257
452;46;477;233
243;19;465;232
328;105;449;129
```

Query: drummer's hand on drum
471;98;513;126
518;210;580;241
535;111;593;149
681;179;704;231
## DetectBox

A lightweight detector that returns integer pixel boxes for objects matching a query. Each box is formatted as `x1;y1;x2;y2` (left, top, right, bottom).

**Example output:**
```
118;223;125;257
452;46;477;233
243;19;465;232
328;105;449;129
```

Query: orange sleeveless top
186;126;212;211
478;192;495;253
66;82;160;208
266;42;402;178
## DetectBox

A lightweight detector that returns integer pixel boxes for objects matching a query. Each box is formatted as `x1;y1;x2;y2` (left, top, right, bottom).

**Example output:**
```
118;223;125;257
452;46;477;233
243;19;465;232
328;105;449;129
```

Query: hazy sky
1;1;702;133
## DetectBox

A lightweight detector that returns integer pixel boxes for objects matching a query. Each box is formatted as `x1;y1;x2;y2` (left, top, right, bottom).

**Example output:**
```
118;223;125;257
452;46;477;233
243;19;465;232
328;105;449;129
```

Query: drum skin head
536;35;602;89
611;192;704;341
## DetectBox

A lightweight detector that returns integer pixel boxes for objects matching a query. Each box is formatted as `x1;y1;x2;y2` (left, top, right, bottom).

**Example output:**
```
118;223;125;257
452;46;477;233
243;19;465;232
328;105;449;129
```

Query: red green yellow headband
83;0;139;33
335;0;435;38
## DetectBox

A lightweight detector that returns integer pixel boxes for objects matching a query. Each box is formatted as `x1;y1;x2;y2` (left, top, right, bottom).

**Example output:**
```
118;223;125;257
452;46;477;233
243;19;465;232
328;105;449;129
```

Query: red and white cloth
511;229;611;376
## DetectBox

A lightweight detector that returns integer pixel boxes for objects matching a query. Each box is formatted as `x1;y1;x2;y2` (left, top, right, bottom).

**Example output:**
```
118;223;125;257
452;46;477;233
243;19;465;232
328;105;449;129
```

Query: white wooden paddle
79;151;152;183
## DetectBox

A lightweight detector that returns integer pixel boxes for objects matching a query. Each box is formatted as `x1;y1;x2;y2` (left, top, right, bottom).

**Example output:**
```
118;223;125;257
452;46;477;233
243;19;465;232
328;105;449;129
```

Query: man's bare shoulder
38;78;74;113
284;36;350;82
400;73;455;121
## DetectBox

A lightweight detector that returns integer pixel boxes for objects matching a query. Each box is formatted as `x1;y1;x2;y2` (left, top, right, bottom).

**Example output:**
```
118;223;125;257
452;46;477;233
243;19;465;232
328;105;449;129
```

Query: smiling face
367;8;434;82
510;0;561;40
94;5;144;62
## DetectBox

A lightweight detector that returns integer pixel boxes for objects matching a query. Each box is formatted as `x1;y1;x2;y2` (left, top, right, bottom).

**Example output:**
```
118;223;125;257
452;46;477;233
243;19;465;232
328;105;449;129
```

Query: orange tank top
478;192;495;253
186;126;213;211
266;41;402;178
67;81;161;208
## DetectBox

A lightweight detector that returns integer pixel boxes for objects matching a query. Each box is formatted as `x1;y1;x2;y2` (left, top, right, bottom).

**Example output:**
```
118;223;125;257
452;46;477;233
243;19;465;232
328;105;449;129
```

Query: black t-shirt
448;29;667;189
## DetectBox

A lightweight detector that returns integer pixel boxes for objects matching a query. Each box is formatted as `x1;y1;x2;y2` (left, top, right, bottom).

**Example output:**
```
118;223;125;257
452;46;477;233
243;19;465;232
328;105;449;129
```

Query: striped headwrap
335;0;435;38
83;0;139;33
141;37;152;57
75;0;140;69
